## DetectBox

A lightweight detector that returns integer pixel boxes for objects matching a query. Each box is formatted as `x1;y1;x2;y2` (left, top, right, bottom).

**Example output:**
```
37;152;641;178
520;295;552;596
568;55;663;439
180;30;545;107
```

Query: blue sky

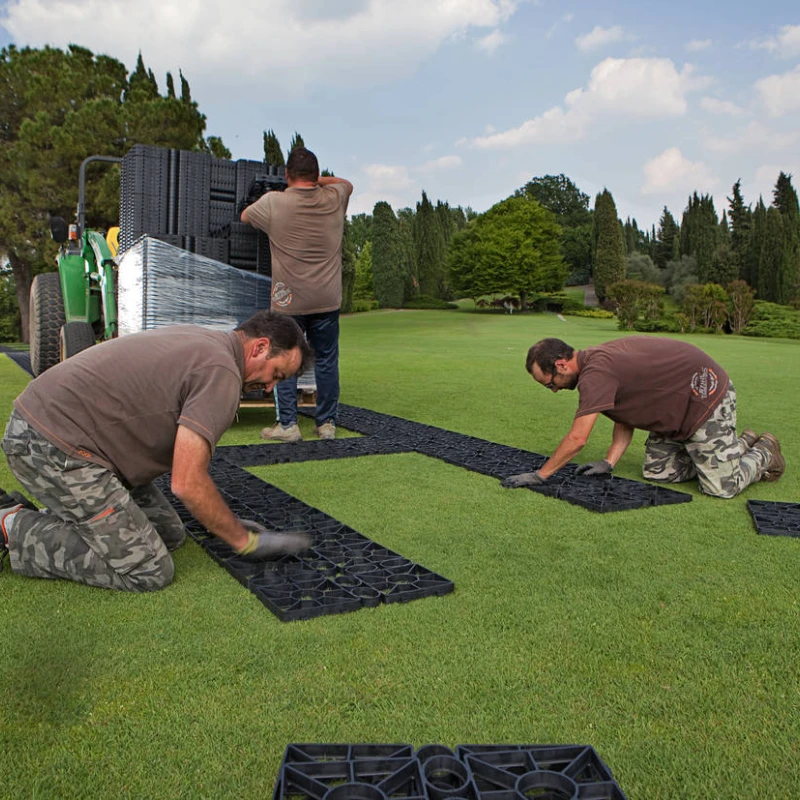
1;0;798;230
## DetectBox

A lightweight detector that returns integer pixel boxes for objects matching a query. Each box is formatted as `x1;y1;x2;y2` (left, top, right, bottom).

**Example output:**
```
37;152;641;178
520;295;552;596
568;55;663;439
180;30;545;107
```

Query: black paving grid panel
156;461;453;622
747;500;800;537
271;742;627;799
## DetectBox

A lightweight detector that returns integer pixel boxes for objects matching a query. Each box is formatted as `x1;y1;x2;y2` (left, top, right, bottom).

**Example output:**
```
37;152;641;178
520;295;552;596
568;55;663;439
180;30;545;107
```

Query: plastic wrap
118;235;272;335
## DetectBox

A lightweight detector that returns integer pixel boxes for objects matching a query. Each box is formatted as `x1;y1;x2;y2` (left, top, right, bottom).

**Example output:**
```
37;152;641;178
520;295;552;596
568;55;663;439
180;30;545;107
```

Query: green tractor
29;155;122;376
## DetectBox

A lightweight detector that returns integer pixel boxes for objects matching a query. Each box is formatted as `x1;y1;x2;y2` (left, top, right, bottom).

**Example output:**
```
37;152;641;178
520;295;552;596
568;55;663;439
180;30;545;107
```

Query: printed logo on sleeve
271;282;293;308
690;367;719;399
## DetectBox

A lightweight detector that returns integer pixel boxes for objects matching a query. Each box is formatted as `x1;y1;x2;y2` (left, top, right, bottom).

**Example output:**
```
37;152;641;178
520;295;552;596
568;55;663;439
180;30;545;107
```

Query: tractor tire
60;321;96;361
29;272;65;377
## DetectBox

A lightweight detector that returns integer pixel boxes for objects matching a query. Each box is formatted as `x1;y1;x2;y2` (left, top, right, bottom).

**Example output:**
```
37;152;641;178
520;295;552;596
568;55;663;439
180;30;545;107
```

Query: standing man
502;336;785;498
0;311;314;592
241;147;353;442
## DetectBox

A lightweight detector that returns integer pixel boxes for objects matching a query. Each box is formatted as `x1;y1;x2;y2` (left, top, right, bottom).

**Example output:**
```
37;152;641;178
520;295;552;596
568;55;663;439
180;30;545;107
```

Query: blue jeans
275;310;340;427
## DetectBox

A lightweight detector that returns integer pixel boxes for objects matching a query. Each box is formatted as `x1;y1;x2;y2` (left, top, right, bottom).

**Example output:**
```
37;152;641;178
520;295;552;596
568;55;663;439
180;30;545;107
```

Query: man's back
246;183;350;314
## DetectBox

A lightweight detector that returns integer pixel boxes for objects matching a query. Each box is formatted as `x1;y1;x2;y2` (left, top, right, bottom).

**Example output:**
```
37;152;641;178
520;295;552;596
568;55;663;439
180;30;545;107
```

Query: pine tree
179;69;191;103
653;207;680;269
166;71;175;98
262;129;285;166
592;189;626;301
371;202;405;307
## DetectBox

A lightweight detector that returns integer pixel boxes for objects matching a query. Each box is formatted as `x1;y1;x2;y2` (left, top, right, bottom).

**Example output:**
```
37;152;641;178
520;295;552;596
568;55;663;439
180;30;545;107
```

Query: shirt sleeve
245;192;273;233
178;366;242;454
575;369;619;418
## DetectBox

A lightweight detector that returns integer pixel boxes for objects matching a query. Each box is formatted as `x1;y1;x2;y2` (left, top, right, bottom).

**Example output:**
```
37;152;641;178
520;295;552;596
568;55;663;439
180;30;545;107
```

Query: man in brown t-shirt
0;311;313;592
502;336;785;498
242;147;352;444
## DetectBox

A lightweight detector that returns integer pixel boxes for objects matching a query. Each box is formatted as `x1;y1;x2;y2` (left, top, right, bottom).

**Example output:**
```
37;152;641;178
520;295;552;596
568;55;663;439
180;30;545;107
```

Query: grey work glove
574;460;613;477
236;519;311;560
501;471;547;489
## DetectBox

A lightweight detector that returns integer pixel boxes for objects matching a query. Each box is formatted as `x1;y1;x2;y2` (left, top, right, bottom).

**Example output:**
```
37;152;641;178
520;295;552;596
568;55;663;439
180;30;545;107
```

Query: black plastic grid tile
270;743;626;799
156;460;453;622
299;405;692;514
747;500;800;537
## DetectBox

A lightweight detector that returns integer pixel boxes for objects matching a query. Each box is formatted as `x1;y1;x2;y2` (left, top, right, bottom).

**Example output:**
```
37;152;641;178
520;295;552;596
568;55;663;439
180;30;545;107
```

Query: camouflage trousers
641;384;768;498
1;410;185;592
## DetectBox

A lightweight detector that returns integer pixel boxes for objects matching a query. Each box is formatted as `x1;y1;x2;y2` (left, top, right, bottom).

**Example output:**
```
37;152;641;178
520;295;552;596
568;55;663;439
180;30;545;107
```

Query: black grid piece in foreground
156;461;453;622
0;346;33;377
300;404;692;513
271;742;627;799
747;500;800;537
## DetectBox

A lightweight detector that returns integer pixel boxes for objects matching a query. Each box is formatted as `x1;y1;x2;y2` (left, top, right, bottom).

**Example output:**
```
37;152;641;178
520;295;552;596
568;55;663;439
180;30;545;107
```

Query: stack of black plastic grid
271;743;627;799
119;144;285;275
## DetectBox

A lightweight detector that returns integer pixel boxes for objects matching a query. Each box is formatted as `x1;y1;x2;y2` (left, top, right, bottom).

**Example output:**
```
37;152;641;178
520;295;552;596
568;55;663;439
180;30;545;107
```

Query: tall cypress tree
592;189;626;301
415;191;446;298
772;171;800;303
759;208;784;303
371;201;405;307
728;180;751;282
262;129;285;166
680;193;719;283
287;131;305;160
745;198;767;291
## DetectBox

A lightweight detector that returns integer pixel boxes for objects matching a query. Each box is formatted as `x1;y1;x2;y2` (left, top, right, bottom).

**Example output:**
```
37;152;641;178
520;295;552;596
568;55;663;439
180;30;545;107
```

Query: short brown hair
236;311;314;372
525;338;574;375
286;147;319;182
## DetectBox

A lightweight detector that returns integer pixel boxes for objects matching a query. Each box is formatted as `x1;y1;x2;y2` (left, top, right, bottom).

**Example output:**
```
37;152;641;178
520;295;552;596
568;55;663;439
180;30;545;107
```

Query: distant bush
741;301;800;340
632;317;681;333
403;295;458;310
565;308;615;319
351;299;380;313
528;292;584;313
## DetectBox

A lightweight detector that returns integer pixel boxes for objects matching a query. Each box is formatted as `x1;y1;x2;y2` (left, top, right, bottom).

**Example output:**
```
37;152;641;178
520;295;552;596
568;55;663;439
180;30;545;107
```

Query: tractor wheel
60;321;96;361
29;272;65;377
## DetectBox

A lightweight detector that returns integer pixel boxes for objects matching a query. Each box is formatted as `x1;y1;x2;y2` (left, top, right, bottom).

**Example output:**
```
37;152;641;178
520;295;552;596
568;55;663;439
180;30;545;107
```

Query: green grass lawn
1;311;799;798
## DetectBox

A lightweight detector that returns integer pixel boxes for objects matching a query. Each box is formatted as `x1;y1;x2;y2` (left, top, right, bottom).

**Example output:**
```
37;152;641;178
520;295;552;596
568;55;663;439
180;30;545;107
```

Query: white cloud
703;121;800;155
575;25;625;52
546;11;574;39
363;163;414;191
641;147;717;195
477;29;506;54
755;65;800;117
1;0;521;91
700;96;745;116
749;24;800;57
472;57;701;149
419;155;463;171
686;39;711;52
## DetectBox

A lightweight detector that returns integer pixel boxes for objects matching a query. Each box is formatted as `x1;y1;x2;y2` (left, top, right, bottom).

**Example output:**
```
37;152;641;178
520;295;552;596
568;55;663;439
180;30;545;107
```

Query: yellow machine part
105;226;120;257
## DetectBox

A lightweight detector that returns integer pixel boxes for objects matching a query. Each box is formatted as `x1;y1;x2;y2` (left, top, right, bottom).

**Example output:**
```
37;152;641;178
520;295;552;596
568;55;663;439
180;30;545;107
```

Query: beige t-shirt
245;183;350;314
576;336;730;441
14;327;245;487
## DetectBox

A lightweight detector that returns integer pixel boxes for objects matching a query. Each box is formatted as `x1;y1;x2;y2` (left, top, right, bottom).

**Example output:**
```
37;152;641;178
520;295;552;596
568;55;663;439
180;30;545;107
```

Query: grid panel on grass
271;742;627;799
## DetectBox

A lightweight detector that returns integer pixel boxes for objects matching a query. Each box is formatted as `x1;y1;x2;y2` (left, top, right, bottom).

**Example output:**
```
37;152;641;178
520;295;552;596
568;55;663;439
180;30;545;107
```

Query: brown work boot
739;429;759;449
753;433;785;482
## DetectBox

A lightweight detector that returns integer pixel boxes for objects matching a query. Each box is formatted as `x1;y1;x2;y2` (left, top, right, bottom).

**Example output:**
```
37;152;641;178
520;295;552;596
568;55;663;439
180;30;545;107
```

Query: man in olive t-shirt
242;147;352;444
241;147;353;442
0;312;313;592
501;336;785;498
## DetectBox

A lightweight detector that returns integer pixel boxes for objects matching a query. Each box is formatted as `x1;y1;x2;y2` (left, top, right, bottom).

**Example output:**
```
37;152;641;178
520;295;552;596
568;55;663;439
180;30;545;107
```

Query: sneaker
260;423;303;443
739;429;759;449
314;421;336;440
754;433;785;482
1;504;22;548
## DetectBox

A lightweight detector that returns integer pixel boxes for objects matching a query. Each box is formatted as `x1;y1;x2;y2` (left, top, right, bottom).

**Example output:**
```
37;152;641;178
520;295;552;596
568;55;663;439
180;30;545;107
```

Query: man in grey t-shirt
242;147;352;444
0;312;313;592
501;336;785;498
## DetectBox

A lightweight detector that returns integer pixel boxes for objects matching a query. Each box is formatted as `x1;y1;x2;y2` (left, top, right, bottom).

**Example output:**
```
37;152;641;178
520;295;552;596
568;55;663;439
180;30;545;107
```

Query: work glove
574;460;613;477
236;519;311;561
501;471;547;489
